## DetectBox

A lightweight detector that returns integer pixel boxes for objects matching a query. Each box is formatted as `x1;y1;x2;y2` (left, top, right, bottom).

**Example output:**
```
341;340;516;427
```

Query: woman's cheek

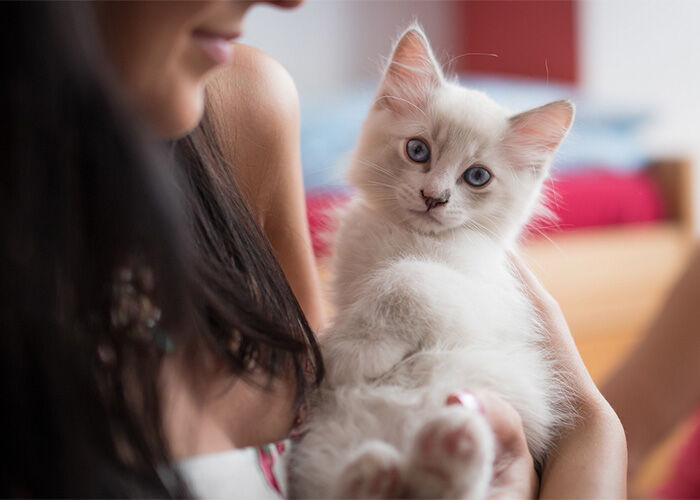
219;376;297;447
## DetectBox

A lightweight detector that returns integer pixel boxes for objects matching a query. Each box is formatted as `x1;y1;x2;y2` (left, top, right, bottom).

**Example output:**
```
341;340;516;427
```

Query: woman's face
95;1;298;138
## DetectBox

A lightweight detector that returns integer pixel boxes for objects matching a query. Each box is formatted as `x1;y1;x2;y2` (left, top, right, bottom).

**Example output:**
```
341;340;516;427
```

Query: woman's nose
260;0;304;8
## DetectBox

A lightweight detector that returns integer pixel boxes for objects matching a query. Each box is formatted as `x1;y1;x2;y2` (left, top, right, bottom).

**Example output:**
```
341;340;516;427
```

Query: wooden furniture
522;159;695;382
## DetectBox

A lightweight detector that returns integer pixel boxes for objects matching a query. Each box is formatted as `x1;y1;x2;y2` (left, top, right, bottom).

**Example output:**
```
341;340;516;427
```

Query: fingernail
446;391;483;413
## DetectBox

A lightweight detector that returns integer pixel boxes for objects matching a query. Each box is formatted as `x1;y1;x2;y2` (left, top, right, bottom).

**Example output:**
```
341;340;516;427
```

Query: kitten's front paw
407;406;495;500
334;441;404;499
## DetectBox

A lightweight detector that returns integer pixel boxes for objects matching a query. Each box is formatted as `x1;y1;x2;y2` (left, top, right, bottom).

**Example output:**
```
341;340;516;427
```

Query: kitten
289;25;575;499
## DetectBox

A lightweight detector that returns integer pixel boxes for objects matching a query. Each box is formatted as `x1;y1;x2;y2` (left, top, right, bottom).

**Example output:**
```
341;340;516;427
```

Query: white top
176;442;289;499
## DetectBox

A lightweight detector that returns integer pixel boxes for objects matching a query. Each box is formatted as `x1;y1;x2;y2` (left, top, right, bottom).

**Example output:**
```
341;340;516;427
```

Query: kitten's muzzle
421;189;450;211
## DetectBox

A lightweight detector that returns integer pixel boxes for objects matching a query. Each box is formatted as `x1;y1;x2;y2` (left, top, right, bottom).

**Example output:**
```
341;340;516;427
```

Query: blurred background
241;0;699;494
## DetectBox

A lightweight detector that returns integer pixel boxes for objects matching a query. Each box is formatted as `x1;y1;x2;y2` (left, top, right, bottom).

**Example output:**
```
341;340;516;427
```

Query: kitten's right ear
375;25;444;115
504;100;575;171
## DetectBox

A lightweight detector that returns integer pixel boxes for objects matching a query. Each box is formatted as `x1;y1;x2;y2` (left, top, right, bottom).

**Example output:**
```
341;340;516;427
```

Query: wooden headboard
647;158;694;236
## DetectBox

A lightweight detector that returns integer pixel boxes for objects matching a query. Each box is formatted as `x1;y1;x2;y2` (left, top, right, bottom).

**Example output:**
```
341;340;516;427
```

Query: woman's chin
150;84;206;139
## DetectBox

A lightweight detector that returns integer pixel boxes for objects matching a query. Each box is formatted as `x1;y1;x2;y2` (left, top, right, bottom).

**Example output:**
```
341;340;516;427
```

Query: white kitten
289;25;575;499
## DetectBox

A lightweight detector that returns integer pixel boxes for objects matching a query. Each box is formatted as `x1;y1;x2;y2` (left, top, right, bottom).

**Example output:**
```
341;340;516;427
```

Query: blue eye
462;166;491;187
406;138;430;163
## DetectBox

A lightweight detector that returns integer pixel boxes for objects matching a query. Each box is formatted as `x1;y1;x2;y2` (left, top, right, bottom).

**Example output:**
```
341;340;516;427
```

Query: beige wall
240;1;460;97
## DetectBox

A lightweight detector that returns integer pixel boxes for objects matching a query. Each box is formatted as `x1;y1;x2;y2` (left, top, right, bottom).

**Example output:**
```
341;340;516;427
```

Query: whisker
356;159;400;181
373;94;429;120
444;51;499;72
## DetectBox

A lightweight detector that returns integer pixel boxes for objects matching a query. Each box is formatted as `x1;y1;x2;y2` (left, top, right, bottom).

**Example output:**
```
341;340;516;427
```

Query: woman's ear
375;24;443;114
504;100;575;170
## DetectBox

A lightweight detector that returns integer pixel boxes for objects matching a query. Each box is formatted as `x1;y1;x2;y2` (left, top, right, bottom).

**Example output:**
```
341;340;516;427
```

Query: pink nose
421;189;450;210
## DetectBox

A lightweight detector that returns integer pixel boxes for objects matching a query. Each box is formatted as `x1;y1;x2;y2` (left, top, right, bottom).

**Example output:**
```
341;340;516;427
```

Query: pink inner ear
388;31;438;85
508;101;574;151
377;28;442;114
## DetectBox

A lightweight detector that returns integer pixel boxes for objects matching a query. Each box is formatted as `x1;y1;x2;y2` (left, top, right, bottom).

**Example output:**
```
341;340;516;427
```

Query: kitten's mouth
408;209;443;225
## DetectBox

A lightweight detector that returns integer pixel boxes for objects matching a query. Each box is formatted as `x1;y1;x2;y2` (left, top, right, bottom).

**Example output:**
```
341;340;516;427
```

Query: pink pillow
657;411;700;499
306;169;667;258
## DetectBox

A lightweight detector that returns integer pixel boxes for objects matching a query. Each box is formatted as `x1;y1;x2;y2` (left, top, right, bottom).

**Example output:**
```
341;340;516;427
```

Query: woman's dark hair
0;2;322;496
174;112;323;402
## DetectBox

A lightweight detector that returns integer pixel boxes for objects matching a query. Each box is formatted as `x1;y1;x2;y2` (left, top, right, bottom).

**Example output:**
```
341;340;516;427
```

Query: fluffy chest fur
325;196;556;447
331;197;535;353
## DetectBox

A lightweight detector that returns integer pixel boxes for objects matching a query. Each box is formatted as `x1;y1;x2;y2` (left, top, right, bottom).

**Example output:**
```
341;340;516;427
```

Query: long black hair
174;111;323;402
0;2;322;496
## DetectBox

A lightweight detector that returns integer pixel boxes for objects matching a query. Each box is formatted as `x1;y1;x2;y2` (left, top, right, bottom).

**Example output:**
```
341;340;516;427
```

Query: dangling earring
108;264;173;353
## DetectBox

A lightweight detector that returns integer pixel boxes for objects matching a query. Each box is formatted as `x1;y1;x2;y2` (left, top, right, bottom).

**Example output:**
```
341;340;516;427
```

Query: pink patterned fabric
257;445;282;495
306;189;347;257
657;411;700;499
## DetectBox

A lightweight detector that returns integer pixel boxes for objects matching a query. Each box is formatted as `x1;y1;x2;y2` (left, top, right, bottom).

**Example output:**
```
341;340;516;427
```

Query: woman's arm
511;255;628;498
204;45;326;330
603;245;700;477
540;399;627;498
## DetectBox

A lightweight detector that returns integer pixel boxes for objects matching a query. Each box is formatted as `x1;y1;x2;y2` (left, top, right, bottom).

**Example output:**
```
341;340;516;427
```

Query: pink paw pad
443;425;477;460
407;407;493;499
337;443;404;499
417;412;478;465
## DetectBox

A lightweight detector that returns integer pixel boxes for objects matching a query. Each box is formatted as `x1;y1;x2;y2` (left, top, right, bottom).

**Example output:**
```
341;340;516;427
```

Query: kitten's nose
421;189;450;210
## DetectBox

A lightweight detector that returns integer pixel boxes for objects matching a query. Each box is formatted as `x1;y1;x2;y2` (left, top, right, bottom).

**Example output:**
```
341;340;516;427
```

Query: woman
0;1;625;497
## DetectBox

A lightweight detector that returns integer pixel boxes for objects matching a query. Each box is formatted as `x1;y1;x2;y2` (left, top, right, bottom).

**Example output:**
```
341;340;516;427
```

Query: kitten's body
289;26;574;499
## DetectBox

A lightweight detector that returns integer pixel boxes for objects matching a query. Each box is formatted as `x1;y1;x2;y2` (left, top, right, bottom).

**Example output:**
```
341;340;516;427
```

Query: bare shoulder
204;44;301;221
206;44;299;139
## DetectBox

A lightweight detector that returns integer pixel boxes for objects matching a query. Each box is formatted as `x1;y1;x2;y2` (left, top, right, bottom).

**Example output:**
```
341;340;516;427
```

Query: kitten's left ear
375;25;444;114
505;100;575;168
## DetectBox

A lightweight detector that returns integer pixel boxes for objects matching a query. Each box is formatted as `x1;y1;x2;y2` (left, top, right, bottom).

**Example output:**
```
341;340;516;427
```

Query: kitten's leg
406;406;495;500
333;441;405;499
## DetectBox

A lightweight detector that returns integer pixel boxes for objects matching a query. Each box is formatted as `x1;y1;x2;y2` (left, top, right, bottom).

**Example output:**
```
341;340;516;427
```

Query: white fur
289;25;575;499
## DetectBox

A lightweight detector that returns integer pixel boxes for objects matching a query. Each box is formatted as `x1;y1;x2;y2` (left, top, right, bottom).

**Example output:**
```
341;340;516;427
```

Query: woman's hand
509;253;627;498
447;391;539;499
510;253;599;404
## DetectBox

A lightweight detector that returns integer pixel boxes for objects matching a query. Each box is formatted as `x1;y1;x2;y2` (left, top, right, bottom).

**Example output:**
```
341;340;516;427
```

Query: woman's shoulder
207;44;299;131
204;44;301;224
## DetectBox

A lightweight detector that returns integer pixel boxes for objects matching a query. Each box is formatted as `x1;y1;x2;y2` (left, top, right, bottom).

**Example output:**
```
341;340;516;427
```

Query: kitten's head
349;25;574;240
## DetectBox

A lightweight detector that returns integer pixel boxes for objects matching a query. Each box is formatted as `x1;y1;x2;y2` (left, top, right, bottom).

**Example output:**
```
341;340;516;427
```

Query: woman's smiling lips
192;29;241;65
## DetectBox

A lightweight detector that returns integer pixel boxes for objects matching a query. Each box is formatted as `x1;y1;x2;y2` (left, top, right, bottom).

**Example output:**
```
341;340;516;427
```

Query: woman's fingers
445;391;482;413
509;252;605;409
447;391;538;499
505;254;627;498
446;391;523;450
